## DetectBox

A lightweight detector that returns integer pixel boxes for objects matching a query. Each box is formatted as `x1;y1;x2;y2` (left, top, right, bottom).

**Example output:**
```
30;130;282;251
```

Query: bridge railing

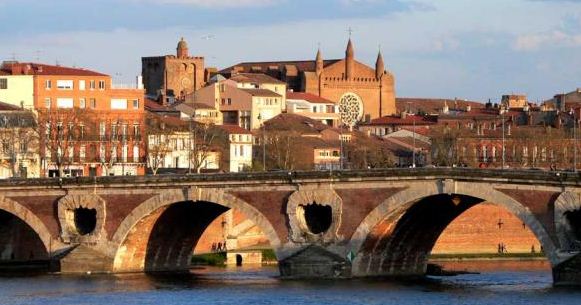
1;167;581;188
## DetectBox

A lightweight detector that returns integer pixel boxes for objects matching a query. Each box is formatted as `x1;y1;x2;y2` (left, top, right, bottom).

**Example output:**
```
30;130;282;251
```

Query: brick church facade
220;39;396;125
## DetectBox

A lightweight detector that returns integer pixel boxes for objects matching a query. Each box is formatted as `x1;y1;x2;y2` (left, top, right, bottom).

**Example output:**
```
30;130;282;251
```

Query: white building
218;125;253;172
0;64;34;109
286;92;340;126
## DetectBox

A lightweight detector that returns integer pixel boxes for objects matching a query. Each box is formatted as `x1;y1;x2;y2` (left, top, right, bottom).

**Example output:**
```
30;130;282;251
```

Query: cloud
514;30;581;51
135;0;278;8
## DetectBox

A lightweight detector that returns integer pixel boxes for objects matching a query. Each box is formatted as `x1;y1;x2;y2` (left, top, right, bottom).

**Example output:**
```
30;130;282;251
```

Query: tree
146;114;176;175
0;110;38;178
37;108;92;177
190;122;228;173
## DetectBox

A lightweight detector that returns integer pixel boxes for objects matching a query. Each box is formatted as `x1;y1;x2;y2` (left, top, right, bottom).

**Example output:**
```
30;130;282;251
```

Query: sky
0;0;580;102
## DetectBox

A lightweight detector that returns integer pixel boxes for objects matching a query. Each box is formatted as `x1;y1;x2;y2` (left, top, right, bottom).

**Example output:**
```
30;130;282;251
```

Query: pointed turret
345;39;355;79
375;50;385;80
316;47;324;76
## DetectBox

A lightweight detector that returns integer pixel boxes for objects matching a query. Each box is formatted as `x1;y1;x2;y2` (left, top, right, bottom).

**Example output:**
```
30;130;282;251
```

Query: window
90;98;96;108
111;99;127;109
89;80;96;90
98;80;105;90
45;80;52;89
227;98;232;105
56;98;74;108
99;122;106;139
80;124;85;139
133;145;139;163
133;124;140;138
56;80;73;90
132;99;139;109
122;145;128;163
240;145;244;157
99;144;106;162
221;98;225;105
111;146;117;162
0;78;7;89
44;98;51;108
79;98;86;109
79;80;85;90
80;145;86;162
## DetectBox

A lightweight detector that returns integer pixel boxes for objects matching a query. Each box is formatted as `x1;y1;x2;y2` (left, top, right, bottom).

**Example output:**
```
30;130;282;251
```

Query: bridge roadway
0;168;581;285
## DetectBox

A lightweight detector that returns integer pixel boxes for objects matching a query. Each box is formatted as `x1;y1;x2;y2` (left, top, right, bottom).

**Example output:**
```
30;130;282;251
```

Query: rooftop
218;124;253;135
229;73;286;85
287;92;335;104
240;88;282;98
1;61;108;77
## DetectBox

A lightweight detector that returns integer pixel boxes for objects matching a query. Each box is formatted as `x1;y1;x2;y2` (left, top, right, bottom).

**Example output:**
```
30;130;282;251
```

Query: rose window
339;93;364;127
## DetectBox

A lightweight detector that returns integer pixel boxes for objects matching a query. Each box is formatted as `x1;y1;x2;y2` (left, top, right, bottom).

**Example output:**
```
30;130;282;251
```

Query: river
0;261;579;305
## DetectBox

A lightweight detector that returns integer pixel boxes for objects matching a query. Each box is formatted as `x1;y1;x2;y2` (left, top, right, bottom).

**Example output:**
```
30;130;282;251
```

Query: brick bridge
1;168;581;285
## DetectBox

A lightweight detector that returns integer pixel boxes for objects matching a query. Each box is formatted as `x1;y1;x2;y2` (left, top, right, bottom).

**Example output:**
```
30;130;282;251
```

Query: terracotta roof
239;88;282;97
218;124;253;135
368;115;436;126
145;98;170;111
1;62;108;77
0;101;23;111
287;92;335;104
264;113;332;134
396;97;484;114
299;136;340;149
219;59;341;75
229;73;286;85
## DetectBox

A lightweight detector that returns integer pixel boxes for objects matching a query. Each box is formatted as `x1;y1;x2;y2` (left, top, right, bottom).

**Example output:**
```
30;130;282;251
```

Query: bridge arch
0;197;52;260
349;180;559;277
111;188;281;273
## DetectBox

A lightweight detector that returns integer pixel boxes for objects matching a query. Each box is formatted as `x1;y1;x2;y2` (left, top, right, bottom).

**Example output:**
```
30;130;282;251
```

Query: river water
0;261;579;305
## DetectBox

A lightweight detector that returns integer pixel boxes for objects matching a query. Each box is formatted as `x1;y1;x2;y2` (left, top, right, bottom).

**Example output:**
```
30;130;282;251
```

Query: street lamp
500;108;506;169
258;113;266;171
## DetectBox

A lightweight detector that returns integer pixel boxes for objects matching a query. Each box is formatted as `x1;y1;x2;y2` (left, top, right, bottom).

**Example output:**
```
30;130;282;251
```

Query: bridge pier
553;253;581;286
278;245;351;279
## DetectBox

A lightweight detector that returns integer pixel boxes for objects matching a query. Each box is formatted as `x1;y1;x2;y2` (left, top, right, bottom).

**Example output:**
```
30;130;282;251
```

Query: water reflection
0;262;580;305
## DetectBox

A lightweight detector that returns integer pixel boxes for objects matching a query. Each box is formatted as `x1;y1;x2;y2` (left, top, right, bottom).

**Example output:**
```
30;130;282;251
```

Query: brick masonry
0;169;579;284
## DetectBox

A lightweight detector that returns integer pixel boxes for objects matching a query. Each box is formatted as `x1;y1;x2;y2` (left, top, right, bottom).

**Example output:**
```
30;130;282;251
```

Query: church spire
345;38;355;79
316;46;323;76
375;48;385;80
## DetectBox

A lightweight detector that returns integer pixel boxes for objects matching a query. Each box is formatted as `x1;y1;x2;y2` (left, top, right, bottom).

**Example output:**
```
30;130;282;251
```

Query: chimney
466;105;471;112
401;111;407;119
136;75;144;89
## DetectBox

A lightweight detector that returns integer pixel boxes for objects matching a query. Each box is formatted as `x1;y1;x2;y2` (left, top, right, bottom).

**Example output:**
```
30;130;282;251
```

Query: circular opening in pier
565;209;581;241
301;203;332;234
74;208;97;236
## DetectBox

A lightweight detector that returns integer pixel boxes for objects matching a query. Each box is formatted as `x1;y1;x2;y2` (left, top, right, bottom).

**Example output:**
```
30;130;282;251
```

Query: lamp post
258;114;266;171
500;109;506;169
412;118;416;168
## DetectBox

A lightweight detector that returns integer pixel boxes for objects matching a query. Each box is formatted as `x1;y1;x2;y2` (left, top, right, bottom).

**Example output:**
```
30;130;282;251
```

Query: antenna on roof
10;52;16;61
35;50;42;62
55;59;60;66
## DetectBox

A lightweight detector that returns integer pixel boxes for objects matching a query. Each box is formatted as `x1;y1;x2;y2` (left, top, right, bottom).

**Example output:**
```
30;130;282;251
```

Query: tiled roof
219;59;341;75
0;101;23;111
287;92;335;104
1;62;108;77
368;115;436;126
264;113;332;134
218;124;253;135
396;97;484;114
239;88;282;97
145;98;170;111
229;73;286;85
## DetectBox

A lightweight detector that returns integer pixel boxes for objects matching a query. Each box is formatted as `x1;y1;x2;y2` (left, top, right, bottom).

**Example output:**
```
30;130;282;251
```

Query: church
141;38;207;100
220;39;396;126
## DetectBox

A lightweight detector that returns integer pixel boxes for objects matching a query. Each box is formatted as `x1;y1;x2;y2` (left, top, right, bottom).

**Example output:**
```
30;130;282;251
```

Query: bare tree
0;111;38;178
37;108;90;177
146;114;175;175
190;122;228;173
